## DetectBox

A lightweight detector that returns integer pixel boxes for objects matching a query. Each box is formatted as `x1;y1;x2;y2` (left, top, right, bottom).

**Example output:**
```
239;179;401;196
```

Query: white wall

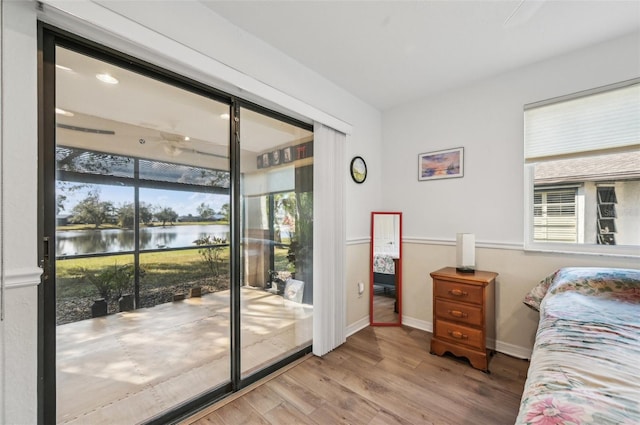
0;1;382;423
382;32;639;242
0;2;41;423
377;32;640;358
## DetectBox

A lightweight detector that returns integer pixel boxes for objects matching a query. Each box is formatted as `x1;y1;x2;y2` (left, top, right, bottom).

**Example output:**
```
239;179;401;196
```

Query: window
533;187;578;243
524;80;640;256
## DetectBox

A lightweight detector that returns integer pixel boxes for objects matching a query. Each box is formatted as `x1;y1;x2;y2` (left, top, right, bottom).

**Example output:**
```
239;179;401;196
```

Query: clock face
351;156;367;183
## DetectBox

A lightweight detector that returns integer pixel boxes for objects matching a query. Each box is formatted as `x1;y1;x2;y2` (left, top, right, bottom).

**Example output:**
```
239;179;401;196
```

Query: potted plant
78;262;136;316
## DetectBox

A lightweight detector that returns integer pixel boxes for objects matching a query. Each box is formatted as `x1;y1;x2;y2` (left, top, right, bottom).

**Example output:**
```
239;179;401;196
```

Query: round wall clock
350;156;367;184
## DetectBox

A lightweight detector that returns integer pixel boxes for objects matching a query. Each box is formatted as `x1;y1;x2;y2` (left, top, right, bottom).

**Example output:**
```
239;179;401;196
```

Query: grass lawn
56;246;290;300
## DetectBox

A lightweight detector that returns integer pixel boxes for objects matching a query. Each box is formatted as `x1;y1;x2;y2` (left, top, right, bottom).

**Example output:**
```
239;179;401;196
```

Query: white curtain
312;123;346;356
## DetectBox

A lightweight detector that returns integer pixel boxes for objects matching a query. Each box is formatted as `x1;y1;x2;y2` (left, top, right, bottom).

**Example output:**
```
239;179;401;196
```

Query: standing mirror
370;212;402;326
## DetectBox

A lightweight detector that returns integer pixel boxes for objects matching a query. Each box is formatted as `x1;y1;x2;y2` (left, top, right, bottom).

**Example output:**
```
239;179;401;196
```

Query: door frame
37;23;312;425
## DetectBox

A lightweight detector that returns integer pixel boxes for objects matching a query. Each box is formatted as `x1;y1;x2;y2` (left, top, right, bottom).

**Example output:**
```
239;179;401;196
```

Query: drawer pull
448;289;468;297
448;330;468;340
448;309;468;318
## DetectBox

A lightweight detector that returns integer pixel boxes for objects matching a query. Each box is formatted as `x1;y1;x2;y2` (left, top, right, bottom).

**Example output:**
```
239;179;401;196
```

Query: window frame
524;79;640;257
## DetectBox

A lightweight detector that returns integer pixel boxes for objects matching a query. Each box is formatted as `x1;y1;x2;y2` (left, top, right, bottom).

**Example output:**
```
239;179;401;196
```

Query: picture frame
418;147;464;181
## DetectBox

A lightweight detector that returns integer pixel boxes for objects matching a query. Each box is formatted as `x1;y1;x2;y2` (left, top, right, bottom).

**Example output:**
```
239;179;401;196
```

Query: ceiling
56;46;312;169
201;0;640;110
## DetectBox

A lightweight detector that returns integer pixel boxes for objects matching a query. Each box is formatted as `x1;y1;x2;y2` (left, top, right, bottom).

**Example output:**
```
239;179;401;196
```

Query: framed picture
283;146;293;163
418;147;464;181
271;149;282;166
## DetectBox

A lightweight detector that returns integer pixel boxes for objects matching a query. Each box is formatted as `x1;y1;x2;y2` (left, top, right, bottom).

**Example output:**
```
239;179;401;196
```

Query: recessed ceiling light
220;113;230;120
184;136;190;141
55;108;74;117
96;73;119;84
56;64;73;72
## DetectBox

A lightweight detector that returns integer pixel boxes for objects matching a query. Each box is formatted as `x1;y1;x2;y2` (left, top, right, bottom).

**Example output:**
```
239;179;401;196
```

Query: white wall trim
403;236;523;251
401;316;432;333
345;317;369;337
38;0;353;135
348;236;523;251
494;340;532;360
346;237;369;246
4;267;41;289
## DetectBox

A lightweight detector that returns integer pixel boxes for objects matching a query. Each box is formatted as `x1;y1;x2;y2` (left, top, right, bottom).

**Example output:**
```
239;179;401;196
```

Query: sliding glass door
51;44;232;424
239;107;314;378
40;28;313;424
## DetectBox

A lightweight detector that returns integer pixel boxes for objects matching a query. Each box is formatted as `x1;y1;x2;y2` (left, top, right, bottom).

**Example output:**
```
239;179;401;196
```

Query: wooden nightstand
430;267;497;372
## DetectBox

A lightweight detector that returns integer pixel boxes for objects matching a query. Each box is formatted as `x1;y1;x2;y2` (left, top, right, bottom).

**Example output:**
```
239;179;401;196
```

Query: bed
372;254;397;292
517;267;640;424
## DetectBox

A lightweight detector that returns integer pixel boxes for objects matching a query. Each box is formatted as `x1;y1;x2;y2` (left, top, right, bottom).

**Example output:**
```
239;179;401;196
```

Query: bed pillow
547;267;640;303
523;270;558;311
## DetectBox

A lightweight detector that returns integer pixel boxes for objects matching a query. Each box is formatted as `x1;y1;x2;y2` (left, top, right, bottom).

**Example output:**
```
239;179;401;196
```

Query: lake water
56;224;230;256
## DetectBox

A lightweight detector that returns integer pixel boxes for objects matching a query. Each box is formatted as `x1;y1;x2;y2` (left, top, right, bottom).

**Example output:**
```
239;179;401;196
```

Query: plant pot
173;293;186;302
91;299;108;317
119;294;134;312
189;287;202;298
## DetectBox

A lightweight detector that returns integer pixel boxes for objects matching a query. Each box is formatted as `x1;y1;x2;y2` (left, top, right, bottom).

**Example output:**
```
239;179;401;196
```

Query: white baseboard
346;317;369;337
494;340;532;360
401;316;432;333
346;315;532;360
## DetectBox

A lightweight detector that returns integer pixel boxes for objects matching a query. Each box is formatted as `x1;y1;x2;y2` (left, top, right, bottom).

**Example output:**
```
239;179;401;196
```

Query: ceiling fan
140;130;227;159
139;131;192;157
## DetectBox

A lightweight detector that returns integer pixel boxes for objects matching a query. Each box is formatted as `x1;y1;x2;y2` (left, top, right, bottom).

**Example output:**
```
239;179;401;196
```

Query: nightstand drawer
435;299;483;326
434;280;483;305
435;320;484;349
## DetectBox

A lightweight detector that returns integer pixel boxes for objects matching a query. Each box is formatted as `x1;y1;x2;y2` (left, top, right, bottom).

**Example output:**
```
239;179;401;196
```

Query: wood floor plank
264;374;325;415
214;398;264;425
285;357;382;423
262;401;318;425
312;352;450;424
368;408;417;425
191;413;225;425
243;384;285;415
184;326;529;425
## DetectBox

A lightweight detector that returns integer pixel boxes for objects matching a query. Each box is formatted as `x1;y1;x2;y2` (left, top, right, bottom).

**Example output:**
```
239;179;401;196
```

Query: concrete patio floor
56;287;312;424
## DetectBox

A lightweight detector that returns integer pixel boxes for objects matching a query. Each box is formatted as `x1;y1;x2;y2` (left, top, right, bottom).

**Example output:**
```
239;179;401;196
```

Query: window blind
312;123;346;356
525;81;640;160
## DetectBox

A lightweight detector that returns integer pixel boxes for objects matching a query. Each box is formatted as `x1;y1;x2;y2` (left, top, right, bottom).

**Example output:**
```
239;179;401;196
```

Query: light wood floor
184;326;529;425
372;293;398;323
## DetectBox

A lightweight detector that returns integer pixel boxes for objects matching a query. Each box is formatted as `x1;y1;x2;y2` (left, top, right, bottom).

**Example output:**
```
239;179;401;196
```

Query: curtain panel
312;123;346;356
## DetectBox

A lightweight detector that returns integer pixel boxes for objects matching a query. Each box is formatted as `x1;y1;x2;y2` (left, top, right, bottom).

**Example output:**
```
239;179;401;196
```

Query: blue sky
58;183;229;216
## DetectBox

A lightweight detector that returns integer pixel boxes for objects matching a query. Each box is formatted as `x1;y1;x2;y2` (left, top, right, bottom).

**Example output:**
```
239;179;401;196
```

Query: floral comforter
516;267;640;425
373;254;396;275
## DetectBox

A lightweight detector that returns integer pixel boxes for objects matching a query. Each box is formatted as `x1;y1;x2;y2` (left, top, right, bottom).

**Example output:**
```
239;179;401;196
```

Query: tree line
65;190;229;229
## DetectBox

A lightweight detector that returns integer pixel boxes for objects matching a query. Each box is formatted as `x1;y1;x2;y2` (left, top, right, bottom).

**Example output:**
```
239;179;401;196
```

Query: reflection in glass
371;212;402;326
239;107;313;378
54;45;231;424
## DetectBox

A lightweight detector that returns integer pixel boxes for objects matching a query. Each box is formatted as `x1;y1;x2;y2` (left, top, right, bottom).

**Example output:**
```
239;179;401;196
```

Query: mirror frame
370;211;402;326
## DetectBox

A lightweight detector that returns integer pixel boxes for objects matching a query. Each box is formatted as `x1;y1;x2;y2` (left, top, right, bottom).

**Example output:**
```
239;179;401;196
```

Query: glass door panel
54;45;230;424
239;107;314;378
